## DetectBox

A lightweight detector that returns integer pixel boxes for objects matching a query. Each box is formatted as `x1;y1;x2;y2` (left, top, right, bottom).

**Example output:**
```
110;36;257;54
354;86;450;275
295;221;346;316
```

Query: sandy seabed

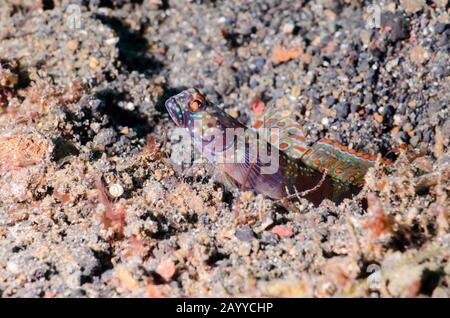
0;0;449;297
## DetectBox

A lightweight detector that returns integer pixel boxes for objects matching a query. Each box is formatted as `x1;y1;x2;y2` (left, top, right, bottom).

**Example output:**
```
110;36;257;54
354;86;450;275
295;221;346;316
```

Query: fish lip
165;97;184;127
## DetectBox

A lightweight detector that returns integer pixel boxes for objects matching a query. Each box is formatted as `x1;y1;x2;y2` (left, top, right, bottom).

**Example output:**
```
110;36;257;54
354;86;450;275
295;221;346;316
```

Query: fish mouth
165;97;184;127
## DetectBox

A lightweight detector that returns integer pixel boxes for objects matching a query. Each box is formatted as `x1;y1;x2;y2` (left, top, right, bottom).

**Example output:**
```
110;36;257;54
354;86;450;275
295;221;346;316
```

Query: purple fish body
165;88;377;206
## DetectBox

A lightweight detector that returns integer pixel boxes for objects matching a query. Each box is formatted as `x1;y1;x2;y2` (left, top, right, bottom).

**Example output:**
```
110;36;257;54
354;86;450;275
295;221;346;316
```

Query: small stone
229;109;239;118
241;191;254;202
271;225;294;238
93;128;116;147
255;58;265;70
281;22;295;34
144;181;164;204
400;0;426;14
155;259;176;282
374;113;384;124
408;100;417;108
235;226;255;242
335;102;350;119
324;9;336;20
412;156;433;172
301;53;313;65
291;86;302;98
89;57;100;70
125;102;135;111
120;127;130;135
434;23;449;34
66;272;81;289
325;96;336;107
360;30;372;46
66;40;79;51
410;45;428;64
109;183;124;198
237;242;252;256
115;267;140;291
272;46;303;64
6;261;20;274
391;126;400;136
260;231;279;245
403;122;414;133
434;127;444;157
410;135;420;147
381;12;410;42
105;37;119;45
387;2;397;12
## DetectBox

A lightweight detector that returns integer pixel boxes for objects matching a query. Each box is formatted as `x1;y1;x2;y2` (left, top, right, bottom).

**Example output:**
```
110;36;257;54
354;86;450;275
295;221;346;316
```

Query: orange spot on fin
292;135;305;142
253;120;263;128
294;146;307;152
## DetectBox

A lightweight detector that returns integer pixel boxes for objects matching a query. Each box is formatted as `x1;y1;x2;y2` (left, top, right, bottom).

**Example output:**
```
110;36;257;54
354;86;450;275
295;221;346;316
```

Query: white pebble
125;102;135;111
109;183;124;198
282;23;295;34
7;261;20;274
105;37;119;45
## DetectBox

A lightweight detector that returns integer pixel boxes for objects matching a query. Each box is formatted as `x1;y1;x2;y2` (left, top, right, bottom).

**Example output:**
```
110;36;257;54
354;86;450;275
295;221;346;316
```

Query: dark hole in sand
420;268;445;296
95;14;164;74
52;137;80;161
388;221;434;252
80;249;114;285
42;0;54;11
95;89;151;139
94;0;145;9
206;250;229;267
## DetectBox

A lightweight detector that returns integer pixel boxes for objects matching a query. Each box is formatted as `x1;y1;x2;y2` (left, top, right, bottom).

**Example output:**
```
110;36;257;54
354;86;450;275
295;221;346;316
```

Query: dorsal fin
252;103;309;159
302;138;392;186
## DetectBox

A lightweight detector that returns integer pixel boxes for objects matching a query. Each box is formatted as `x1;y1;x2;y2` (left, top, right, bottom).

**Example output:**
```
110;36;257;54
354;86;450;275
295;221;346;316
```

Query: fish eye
189;94;206;112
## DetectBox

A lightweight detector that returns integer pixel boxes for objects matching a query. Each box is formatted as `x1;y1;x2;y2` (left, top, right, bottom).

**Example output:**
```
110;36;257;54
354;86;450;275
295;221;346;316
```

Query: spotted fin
252;104;309;159
302;138;391;186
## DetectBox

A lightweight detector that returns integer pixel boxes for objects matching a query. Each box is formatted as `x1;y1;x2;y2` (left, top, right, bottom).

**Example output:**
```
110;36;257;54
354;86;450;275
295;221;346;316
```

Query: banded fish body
165;88;389;206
